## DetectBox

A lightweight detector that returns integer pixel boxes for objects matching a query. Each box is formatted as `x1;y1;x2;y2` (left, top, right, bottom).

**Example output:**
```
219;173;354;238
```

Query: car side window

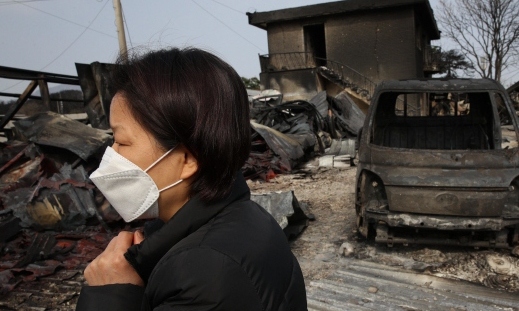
495;92;518;149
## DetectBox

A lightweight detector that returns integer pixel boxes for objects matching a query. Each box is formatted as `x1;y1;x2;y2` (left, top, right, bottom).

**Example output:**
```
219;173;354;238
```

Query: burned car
356;79;519;248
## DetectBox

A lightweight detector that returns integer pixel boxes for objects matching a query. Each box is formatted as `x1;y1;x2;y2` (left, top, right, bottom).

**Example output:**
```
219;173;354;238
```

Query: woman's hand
84;231;145;286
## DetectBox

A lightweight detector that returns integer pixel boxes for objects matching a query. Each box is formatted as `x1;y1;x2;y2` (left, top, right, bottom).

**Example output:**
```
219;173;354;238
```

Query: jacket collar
124;172;250;282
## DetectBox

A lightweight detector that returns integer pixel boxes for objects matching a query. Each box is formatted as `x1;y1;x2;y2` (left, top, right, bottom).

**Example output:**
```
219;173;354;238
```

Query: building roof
247;0;440;39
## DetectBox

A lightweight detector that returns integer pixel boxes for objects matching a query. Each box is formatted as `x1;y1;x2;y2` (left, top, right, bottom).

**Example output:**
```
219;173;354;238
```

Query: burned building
247;0;441;108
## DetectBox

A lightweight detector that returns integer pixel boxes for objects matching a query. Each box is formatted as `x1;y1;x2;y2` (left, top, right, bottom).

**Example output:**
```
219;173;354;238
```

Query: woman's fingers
84;231;144;287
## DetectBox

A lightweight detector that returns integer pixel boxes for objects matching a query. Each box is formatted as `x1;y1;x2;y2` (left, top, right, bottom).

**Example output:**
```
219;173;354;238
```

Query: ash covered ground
1;165;518;310
248;166;519;294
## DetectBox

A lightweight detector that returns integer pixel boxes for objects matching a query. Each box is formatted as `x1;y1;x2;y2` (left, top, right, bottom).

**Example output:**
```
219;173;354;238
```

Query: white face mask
90;146;183;222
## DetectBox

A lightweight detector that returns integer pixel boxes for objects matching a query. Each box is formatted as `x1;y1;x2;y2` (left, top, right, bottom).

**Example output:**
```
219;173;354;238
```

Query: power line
121;4;133;49
1;0;110;92
8;0;116;39
191;0;265;53
38;0;110;71
210;0;244;15
0;0;56;6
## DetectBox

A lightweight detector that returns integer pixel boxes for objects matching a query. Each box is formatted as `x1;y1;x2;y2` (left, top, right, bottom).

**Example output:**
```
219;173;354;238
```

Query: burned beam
0;80;38;130
0;92;84;103
37;75;51;109
0;65;79;85
76;62;113;129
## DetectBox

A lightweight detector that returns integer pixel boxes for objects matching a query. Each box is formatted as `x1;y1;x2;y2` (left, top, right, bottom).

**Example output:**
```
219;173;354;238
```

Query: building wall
260;6;433;101
326;7;419;83
267;21;305;54
260;68;321;102
264;7;423;83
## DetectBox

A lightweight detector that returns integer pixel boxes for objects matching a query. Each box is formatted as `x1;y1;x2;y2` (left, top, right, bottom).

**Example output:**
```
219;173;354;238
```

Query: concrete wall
267;21;305;54
261;6;431;101
326;7;419;83
260;68;321;102
264;7;423;82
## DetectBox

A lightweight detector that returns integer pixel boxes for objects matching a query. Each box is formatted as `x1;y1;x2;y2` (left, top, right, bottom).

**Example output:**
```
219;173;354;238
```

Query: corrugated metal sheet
307;259;519;311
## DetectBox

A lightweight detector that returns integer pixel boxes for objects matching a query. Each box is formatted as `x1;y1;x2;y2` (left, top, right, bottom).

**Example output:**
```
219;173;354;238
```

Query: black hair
110;47;251;202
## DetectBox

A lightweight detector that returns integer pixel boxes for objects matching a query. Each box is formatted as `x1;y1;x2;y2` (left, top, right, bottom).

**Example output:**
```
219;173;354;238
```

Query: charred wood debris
0;84;364;296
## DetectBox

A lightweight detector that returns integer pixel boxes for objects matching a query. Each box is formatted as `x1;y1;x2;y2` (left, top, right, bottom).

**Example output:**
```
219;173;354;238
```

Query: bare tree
437;0;519;82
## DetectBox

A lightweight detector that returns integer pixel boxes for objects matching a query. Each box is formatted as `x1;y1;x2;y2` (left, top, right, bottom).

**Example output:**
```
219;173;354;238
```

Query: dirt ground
247;165;519;294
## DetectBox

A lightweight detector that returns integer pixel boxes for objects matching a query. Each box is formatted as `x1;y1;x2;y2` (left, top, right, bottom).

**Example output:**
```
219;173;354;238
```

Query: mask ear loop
158;179;183;192
145;148;183;193
144;148;174;172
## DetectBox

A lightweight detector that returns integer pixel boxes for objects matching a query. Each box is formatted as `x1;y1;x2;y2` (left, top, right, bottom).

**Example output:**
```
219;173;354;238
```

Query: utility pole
113;0;128;62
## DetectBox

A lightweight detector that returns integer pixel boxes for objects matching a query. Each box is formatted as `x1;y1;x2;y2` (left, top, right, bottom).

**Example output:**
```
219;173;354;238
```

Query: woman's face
110;93;180;194
109;93;195;220
110;93;167;172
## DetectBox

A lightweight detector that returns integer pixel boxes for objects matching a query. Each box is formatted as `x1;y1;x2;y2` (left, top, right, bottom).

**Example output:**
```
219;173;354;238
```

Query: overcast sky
0;0;515;102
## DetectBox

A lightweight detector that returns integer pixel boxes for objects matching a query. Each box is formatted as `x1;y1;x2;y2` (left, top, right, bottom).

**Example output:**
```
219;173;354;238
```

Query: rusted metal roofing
307;259;519;310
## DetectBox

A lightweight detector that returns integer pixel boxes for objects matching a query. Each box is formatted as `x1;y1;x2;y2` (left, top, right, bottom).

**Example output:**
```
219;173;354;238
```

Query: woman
75;47;307;310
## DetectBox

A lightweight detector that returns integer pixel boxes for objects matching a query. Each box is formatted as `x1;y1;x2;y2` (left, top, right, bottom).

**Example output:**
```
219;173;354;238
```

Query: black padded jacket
75;173;307;310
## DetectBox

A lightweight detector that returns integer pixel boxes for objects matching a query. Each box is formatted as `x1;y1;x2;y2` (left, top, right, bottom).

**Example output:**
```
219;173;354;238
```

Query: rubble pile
0;112;114;229
0;226;111;297
244;90;364;180
250;191;315;239
0;112;119;295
